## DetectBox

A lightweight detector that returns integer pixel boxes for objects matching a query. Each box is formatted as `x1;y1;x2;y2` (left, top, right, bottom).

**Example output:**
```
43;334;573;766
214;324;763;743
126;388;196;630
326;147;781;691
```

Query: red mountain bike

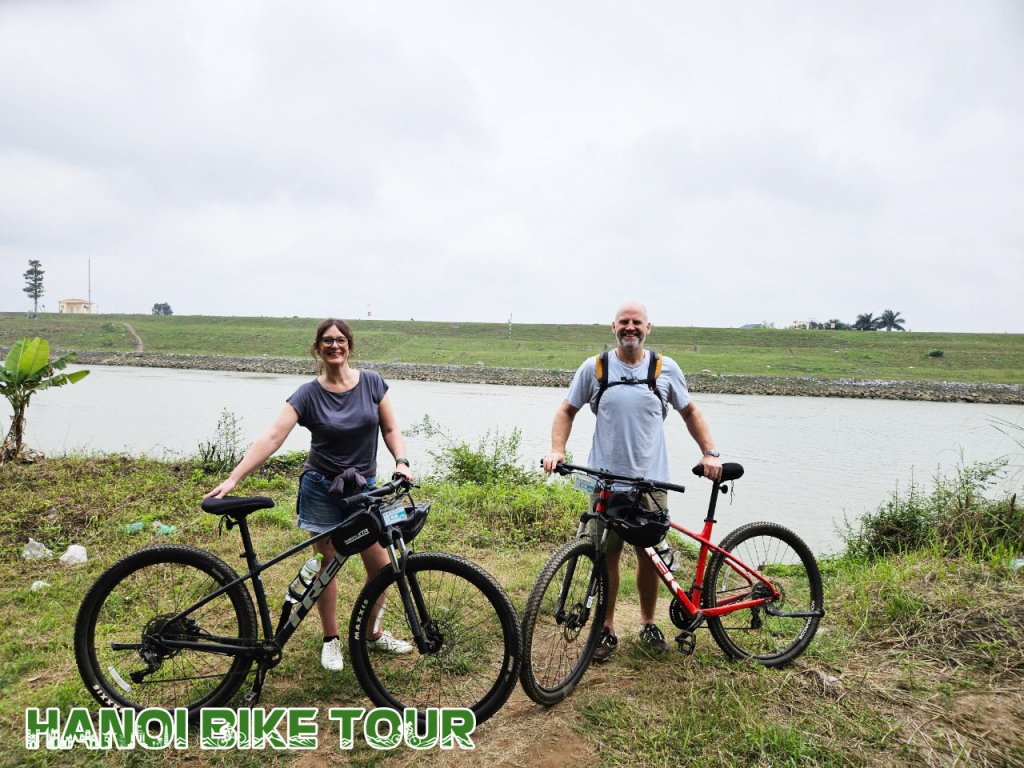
520;462;825;706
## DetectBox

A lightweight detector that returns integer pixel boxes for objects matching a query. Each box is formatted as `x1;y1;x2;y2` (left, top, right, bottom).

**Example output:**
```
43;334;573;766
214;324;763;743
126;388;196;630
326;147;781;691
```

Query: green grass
1;456;1022;767
2;312;1023;383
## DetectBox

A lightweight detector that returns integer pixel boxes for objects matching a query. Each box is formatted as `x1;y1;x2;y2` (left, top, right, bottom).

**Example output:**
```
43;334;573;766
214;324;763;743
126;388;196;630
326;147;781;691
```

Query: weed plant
839;459;1022;561
194;408;245;474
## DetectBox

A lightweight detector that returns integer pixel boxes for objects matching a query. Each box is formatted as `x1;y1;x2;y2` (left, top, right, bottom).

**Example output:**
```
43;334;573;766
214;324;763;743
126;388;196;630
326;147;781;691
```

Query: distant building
59;298;94;314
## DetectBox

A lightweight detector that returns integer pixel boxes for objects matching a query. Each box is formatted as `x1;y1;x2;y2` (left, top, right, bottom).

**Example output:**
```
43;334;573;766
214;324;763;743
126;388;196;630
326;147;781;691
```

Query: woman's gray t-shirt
286;371;388;478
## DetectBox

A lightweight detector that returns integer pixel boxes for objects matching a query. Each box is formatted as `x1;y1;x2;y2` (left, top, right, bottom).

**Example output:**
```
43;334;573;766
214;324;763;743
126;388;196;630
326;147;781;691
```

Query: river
19;365;1024;555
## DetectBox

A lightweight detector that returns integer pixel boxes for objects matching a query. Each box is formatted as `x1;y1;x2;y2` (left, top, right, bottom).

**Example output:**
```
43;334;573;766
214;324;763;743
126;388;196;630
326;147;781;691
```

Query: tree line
809;310;906;332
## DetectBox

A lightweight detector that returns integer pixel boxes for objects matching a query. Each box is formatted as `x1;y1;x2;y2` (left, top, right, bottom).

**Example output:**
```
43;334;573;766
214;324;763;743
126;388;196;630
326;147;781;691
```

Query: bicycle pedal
675;631;696;656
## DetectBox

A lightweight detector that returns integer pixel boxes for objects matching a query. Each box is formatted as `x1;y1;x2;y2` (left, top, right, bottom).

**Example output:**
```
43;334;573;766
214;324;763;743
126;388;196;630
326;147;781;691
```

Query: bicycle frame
557;464;819;637
582;484;781;625
116;495;416;664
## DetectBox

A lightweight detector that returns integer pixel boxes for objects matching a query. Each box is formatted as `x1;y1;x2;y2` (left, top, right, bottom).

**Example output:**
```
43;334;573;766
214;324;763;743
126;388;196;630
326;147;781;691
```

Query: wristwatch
703;450;720;458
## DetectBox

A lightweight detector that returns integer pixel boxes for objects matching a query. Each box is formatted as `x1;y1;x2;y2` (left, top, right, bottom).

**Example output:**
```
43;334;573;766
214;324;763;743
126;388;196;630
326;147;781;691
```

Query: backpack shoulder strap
593;351;610;412
596;351;610;388
646;350;665;403
646;350;661;387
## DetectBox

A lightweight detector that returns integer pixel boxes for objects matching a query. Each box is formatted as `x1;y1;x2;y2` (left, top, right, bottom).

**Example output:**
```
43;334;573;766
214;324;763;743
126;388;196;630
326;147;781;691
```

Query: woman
205;318;414;671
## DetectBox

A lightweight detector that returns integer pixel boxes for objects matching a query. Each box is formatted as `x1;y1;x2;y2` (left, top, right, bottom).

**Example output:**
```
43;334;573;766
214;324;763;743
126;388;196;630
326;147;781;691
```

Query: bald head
614;301;649;324
612;302;652;358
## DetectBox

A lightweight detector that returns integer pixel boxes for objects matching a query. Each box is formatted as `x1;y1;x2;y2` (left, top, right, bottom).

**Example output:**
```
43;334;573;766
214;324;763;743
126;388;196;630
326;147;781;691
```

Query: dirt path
122;323;144;353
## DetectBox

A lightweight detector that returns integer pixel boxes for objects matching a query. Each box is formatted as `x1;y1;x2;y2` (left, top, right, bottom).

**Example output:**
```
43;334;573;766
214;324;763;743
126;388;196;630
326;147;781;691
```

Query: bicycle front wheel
704;522;823;667
349;553;521;726
519;537;608;706
75;545;257;721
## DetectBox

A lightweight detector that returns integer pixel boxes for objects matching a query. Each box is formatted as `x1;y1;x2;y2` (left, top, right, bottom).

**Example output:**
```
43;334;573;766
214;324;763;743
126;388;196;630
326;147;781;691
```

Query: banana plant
1;338;89;463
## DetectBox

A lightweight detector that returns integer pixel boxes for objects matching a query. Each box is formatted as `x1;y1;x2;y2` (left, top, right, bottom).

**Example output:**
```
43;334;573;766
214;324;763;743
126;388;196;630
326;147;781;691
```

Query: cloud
0;1;1021;331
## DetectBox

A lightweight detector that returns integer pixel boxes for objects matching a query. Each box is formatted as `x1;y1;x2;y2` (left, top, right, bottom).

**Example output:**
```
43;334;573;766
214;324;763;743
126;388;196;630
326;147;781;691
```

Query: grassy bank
2;312;1023;384
1;453;1021;767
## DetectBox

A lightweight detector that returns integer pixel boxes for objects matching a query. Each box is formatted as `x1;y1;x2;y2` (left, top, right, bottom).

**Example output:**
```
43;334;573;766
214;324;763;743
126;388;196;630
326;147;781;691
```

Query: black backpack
592;350;664;413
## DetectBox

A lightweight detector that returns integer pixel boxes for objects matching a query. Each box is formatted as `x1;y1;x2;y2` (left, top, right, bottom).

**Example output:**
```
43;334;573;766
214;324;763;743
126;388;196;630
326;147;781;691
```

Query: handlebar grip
337;493;367;511
337;476;413;510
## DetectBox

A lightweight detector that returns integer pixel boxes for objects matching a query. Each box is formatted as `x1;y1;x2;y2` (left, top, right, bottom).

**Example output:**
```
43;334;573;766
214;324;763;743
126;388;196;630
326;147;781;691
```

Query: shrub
840;460;1021;559
410;415;542;486
926;349;944;358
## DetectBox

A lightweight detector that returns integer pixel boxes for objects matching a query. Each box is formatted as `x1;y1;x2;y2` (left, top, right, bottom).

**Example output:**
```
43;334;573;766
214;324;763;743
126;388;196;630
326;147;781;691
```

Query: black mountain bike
75;477;521;726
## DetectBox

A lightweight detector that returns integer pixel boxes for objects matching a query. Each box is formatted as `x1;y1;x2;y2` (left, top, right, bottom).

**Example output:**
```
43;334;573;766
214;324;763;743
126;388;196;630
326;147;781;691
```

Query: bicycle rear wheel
703;522;823;667
349;553;521;726
75;545;257;721
519;537;607;706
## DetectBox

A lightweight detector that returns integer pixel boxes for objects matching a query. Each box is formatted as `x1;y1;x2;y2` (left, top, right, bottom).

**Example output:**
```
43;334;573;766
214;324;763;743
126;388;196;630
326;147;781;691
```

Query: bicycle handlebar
547;461;687;495
338;475;416;511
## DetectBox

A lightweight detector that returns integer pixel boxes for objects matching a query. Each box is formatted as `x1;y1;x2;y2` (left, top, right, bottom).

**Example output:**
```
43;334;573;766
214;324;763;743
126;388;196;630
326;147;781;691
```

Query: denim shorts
297;470;377;534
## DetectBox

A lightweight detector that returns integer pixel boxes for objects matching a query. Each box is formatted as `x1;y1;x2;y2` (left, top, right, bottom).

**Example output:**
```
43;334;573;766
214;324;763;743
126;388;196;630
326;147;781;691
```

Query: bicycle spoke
350;553;519;725
520;538;606;705
705;523;822;666
77;546;256;719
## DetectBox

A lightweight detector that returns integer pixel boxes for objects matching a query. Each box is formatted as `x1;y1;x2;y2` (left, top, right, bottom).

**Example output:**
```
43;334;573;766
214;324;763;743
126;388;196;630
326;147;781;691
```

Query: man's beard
617;330;644;348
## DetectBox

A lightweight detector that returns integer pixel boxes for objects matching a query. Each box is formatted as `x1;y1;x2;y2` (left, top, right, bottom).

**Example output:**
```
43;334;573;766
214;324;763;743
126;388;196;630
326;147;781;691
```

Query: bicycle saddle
691;462;744;482
200;495;275;518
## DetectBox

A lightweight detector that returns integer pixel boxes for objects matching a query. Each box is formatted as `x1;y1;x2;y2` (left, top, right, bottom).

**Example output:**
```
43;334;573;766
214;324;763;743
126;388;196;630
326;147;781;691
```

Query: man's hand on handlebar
542;450;565;474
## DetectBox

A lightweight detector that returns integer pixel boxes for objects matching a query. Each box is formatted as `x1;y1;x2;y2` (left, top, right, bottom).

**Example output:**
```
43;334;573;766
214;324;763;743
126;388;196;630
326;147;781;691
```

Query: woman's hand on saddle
204;478;238;500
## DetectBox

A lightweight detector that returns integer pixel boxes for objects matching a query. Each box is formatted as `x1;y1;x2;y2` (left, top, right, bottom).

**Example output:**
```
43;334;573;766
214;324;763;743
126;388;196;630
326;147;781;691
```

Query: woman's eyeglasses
321;338;349;348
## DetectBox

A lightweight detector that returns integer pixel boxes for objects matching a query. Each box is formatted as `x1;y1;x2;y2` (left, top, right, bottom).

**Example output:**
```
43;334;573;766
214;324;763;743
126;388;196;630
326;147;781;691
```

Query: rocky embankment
70;351;1024;404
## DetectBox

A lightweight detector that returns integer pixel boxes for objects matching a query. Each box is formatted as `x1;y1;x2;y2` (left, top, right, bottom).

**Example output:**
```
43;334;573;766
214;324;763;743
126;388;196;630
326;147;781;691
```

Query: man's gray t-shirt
566;350;689;482
286;371;388;478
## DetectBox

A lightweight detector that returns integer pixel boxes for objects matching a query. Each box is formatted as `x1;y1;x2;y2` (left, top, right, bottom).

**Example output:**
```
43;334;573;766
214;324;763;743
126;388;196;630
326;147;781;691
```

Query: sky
1;1;1022;333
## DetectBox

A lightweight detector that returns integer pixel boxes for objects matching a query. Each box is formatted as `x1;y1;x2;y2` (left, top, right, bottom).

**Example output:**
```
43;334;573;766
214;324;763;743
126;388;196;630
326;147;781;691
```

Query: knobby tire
74;545;257;723
348;552;521;726
519;537;608;706
703;522;823;667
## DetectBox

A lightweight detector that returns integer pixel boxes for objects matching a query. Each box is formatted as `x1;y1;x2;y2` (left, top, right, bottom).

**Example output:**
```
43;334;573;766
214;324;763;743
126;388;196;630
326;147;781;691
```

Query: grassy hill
1;312;1022;384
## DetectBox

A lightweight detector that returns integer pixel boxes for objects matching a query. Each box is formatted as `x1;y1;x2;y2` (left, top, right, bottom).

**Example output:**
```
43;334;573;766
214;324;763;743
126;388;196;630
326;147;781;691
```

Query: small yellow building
59;299;94;314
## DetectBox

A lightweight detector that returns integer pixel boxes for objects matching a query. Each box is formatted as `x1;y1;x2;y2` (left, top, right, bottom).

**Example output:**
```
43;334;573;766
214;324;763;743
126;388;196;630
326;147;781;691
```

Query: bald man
542;301;722;661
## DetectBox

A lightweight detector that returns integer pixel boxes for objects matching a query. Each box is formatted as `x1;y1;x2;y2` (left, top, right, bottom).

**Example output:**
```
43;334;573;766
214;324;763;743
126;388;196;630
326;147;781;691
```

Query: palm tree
854;312;879;331
878;309;906;332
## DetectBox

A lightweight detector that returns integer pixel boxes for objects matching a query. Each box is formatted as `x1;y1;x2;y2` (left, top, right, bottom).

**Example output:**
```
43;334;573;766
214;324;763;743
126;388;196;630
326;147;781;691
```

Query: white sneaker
372;630;413;654
321;638;344;671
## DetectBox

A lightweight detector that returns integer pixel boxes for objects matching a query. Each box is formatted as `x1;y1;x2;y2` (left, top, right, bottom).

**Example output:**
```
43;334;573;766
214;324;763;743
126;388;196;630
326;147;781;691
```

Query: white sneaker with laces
321;638;344;671
372;630;413;654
